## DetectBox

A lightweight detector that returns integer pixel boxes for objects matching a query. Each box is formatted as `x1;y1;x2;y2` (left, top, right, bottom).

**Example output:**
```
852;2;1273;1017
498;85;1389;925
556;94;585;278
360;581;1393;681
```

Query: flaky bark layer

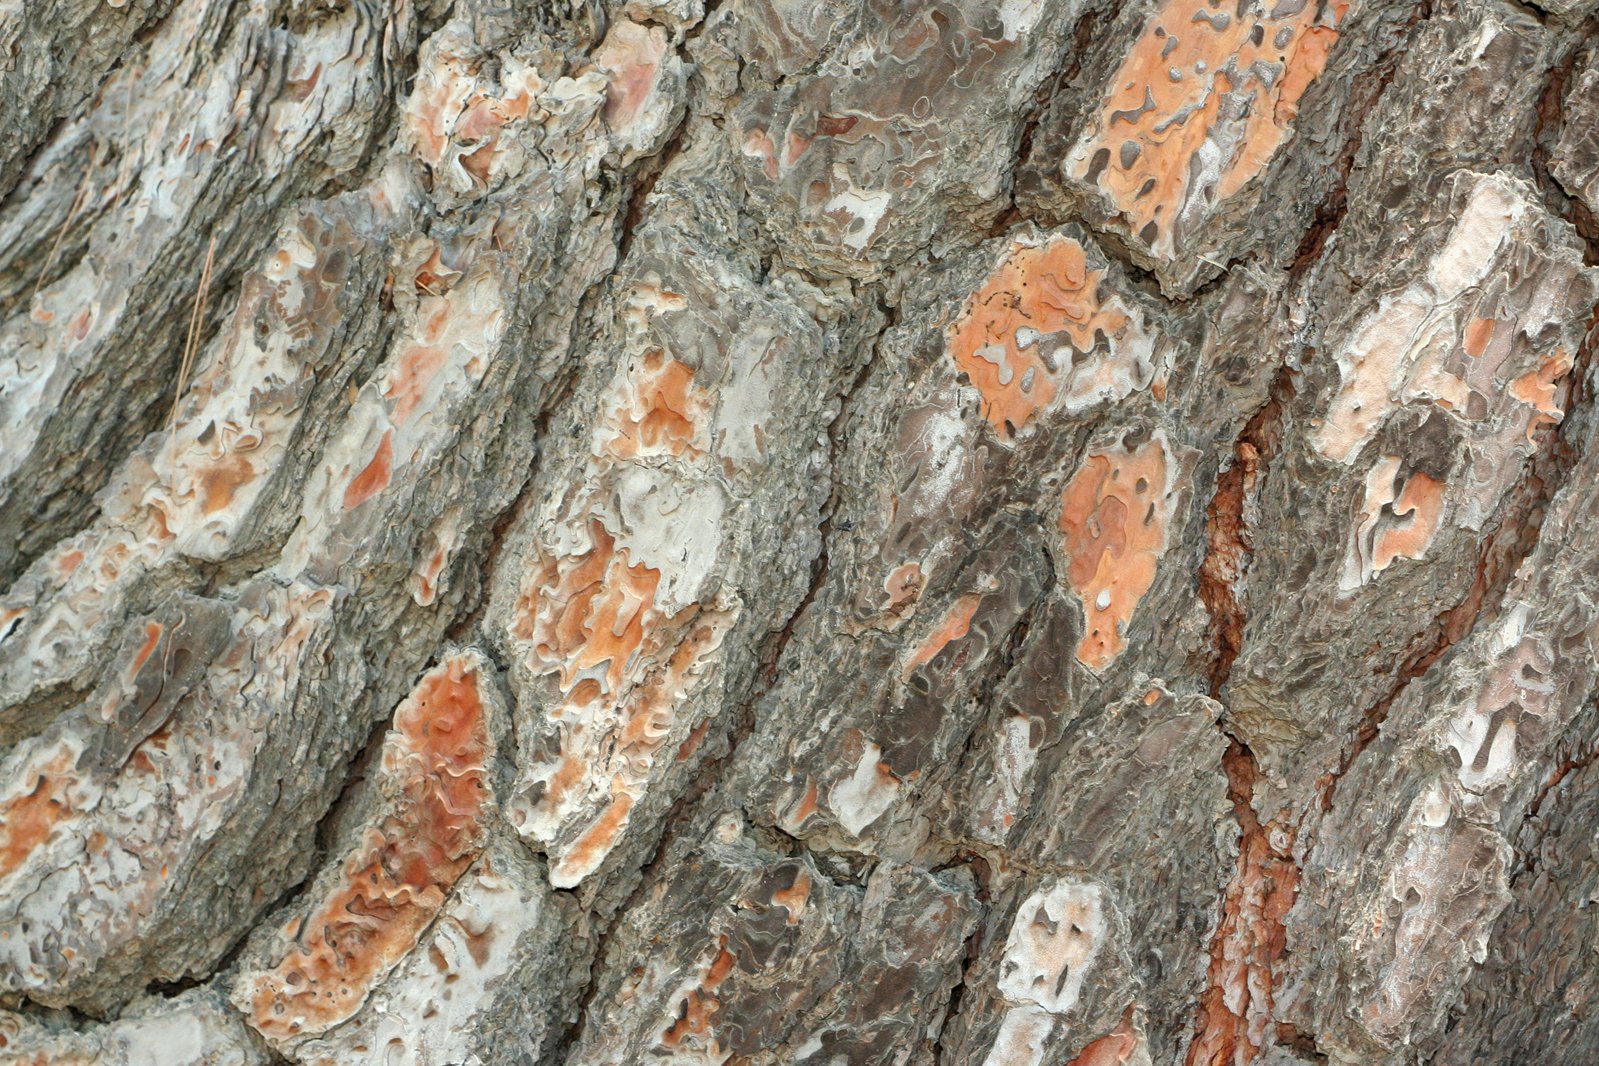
3;1;1599;1064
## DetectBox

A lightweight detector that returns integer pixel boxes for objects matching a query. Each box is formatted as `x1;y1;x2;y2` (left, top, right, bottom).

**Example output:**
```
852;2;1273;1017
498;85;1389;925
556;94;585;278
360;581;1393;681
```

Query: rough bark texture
3;0;1599;1063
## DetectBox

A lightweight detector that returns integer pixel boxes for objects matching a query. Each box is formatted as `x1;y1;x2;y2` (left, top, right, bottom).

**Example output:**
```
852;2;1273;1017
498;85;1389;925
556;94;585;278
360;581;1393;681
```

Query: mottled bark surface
2;0;1599;1063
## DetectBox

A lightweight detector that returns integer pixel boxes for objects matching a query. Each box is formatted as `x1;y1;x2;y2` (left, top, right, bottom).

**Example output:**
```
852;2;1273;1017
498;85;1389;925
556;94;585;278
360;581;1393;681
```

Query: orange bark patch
342;430;394;510
1059;435;1176;671
513;520;664;693
406;65;469;167
69;308;94;341
1510;348;1574;441
541;754;590;817
130;621;165;676
614;619;720;755
904;592;982;676
884;562;924;613
1345;457;1446;590
552;789;634;886
785;777;820;830
743;129;779;180
1462;316;1499;358
385;344;448;427
0;748;77;880
1371;472;1444;574
404;46;541;183
413;246;462;296
604;349;708;460
199;452;255;516
455;99;504;144
414;545;449;606
771;869;812;925
1068;1008;1142;1066
1069;0;1346;260
547;614;729;886
949;236;1133;438
459;142;494;186
244;657;490;1040
661;938;736;1053
0;606;27;638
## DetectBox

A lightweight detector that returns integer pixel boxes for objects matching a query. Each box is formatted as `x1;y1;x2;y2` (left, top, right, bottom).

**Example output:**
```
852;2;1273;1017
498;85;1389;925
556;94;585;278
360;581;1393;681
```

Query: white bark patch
981;1004;1056;1066
1314;171;1590;524
0;988;264;1065
823;183;891;251
996;881;1108;1013
830;741;902;836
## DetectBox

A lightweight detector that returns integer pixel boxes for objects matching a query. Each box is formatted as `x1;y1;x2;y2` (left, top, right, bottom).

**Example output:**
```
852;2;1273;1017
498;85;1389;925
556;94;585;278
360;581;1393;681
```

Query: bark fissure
1183;737;1300;1066
931;875;990;1066
1198;364;1298;698
1289;0;1431;274
1510;755;1597;885
1319;300;1599;814
1187;353;1304;1066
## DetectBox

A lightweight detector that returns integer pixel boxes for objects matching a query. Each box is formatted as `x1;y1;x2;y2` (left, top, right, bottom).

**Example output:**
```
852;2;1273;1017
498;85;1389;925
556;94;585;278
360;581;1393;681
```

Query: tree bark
2;0;1598;1063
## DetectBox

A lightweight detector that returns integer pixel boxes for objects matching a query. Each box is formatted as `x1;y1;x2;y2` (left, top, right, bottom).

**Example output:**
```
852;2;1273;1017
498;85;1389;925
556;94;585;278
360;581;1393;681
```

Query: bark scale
2;0;1599;1064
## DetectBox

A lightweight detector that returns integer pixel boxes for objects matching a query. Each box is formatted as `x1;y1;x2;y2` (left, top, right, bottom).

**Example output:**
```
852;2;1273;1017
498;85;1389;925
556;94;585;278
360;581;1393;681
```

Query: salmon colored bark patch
0;748;77;880
1510;348;1574;441
613;620;718;756
414;545;449;606
198;452;255;516
1059;435;1176;671
1067;1008;1142;1066
551;789;634;886
884;562;924;613
413;246;462;295
404;45;541;182
513;520;664;693
342;430;394;510
540;754;591;819
743;129;780;180
242;657;490;1040
661;938;736;1053
785;777;821;831
1344;457;1447;590
949;235;1133;438
130;621;165;675
544;614;728;887
771;869;812;925
1371;472;1444;574
904;592;982;676
0;606;26;637
459;142;494;186
385;343;448;426
1069;0;1346;260
593;20;666;131
1462;317;1499;358
604;349;708;460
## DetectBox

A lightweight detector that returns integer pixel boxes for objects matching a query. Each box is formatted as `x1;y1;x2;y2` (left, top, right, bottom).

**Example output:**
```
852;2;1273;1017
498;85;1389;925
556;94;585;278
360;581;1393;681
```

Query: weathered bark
2;0;1599;1063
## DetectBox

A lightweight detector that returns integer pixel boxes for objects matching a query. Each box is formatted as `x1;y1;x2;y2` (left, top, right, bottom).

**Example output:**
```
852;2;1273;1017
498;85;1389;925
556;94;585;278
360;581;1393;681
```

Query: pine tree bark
2;0;1598;1063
